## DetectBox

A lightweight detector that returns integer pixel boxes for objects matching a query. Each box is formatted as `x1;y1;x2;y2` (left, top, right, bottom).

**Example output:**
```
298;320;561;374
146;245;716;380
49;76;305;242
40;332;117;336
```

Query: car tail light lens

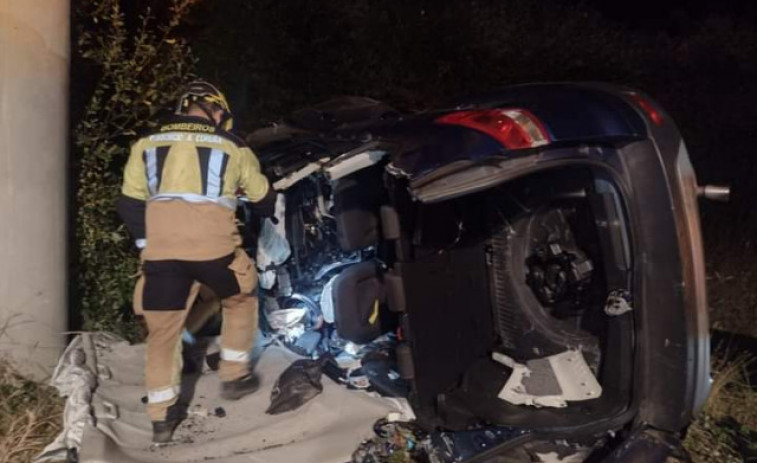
628;93;664;126
436;108;550;149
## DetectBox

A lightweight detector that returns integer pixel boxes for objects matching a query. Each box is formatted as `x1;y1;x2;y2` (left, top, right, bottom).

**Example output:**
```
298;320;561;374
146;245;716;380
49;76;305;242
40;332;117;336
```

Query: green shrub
74;0;200;340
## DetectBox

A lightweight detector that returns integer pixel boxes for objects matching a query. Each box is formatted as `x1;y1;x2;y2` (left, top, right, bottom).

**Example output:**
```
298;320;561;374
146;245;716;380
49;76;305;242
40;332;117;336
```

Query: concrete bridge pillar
0;0;69;379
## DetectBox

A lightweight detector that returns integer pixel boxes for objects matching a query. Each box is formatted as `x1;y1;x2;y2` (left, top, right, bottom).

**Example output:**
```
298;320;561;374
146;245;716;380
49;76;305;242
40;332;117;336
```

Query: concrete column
0;1;69;379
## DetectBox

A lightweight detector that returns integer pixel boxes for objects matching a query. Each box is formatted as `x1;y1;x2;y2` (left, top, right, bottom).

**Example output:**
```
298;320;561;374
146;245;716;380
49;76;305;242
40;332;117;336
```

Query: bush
73;0;199;340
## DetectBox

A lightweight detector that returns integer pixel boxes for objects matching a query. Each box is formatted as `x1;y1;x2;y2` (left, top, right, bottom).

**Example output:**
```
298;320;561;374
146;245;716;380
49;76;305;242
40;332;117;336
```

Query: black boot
221;373;260;400
151;402;186;443
152;420;179;444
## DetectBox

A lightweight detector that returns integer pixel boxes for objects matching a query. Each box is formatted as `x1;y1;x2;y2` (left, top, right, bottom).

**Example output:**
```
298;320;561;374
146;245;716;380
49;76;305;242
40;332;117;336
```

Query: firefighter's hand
252;187;277;218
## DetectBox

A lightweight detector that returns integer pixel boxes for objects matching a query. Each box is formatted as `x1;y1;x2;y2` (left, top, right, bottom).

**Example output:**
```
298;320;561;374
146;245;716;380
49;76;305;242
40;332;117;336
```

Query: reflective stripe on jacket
122;116;269;208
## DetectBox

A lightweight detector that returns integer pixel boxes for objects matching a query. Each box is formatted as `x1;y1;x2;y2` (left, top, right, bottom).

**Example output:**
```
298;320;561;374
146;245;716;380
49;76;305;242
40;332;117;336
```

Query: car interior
252;145;636;430
388;165;635;428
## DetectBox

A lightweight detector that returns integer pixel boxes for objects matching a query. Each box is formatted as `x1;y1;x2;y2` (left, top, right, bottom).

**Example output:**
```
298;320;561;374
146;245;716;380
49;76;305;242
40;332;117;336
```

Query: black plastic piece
267;356;333;415
602;428;688;463
361;355;411;398
428;426;530;463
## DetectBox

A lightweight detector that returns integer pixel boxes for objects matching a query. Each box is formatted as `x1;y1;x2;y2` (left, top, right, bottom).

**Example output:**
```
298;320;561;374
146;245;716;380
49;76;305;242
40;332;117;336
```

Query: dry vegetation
684;249;757;462
707;251;757;338
685;353;757;463
0;361;63;463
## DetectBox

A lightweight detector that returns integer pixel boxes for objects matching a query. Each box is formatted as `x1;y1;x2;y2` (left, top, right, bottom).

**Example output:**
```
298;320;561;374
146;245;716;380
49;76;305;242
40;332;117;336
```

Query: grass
685;353;757;463
0;360;63;463
707;248;757;338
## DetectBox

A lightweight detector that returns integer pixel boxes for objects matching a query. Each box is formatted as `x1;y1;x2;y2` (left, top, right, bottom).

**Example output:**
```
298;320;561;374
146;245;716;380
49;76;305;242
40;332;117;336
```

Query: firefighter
117;80;275;443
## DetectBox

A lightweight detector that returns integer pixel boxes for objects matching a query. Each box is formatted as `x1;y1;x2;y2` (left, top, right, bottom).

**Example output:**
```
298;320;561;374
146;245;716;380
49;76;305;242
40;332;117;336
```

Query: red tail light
436;108;550;150
628;93;664;126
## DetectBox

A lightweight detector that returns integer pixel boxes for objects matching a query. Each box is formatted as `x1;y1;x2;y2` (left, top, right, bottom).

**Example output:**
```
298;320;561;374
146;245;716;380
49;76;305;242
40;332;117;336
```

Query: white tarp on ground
38;333;411;463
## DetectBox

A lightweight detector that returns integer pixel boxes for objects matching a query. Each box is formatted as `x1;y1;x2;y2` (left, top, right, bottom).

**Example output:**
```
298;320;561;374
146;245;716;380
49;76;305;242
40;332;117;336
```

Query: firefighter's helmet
176;80;233;130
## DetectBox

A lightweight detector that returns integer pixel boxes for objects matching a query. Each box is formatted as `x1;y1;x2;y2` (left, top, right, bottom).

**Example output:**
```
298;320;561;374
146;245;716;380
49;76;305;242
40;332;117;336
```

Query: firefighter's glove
252;187;277;218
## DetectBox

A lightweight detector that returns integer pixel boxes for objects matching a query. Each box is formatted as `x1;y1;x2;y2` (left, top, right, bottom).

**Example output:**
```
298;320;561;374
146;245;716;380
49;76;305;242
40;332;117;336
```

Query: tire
488;204;602;369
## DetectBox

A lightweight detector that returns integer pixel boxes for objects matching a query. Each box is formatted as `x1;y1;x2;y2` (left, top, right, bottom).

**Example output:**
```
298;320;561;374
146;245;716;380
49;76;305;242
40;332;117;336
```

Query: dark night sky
585;0;757;26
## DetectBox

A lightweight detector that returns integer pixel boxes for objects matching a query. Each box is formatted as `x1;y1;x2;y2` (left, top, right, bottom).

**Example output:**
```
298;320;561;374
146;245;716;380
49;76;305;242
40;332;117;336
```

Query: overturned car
236;83;714;461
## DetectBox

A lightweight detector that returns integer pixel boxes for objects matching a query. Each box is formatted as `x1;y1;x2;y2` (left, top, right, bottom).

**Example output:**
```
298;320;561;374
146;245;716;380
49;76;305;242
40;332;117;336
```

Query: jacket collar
161;114;218;131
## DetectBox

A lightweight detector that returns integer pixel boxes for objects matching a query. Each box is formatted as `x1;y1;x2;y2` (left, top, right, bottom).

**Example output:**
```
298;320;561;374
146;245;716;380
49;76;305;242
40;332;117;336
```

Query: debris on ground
351;419;429;463
267;354;335;415
36;334;409;462
351;420;534;463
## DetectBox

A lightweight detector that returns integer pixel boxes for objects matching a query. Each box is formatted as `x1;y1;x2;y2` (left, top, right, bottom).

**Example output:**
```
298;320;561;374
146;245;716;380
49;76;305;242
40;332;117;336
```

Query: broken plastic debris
319;274;339;324
347;373;371;389
352;419;426;463
604;289;632;316
494;350;602;408
335;352;362;370
344;341;363;356
189;406;210;417
256;194;290;289
266;307;308;331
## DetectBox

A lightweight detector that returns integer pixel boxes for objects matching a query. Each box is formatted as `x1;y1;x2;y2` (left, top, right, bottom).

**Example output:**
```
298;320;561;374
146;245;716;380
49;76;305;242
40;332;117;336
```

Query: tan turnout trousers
142;289;258;421
135;236;260;420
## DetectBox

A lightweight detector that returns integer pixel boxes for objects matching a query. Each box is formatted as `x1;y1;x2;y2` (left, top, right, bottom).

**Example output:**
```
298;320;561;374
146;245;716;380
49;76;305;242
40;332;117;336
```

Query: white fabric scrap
492;352;566;408
266;307;308;331
34;334;100;462
257;193;291;290
344;342;363;357
385;398;417;423
319;274;339;324
494;350;602;408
